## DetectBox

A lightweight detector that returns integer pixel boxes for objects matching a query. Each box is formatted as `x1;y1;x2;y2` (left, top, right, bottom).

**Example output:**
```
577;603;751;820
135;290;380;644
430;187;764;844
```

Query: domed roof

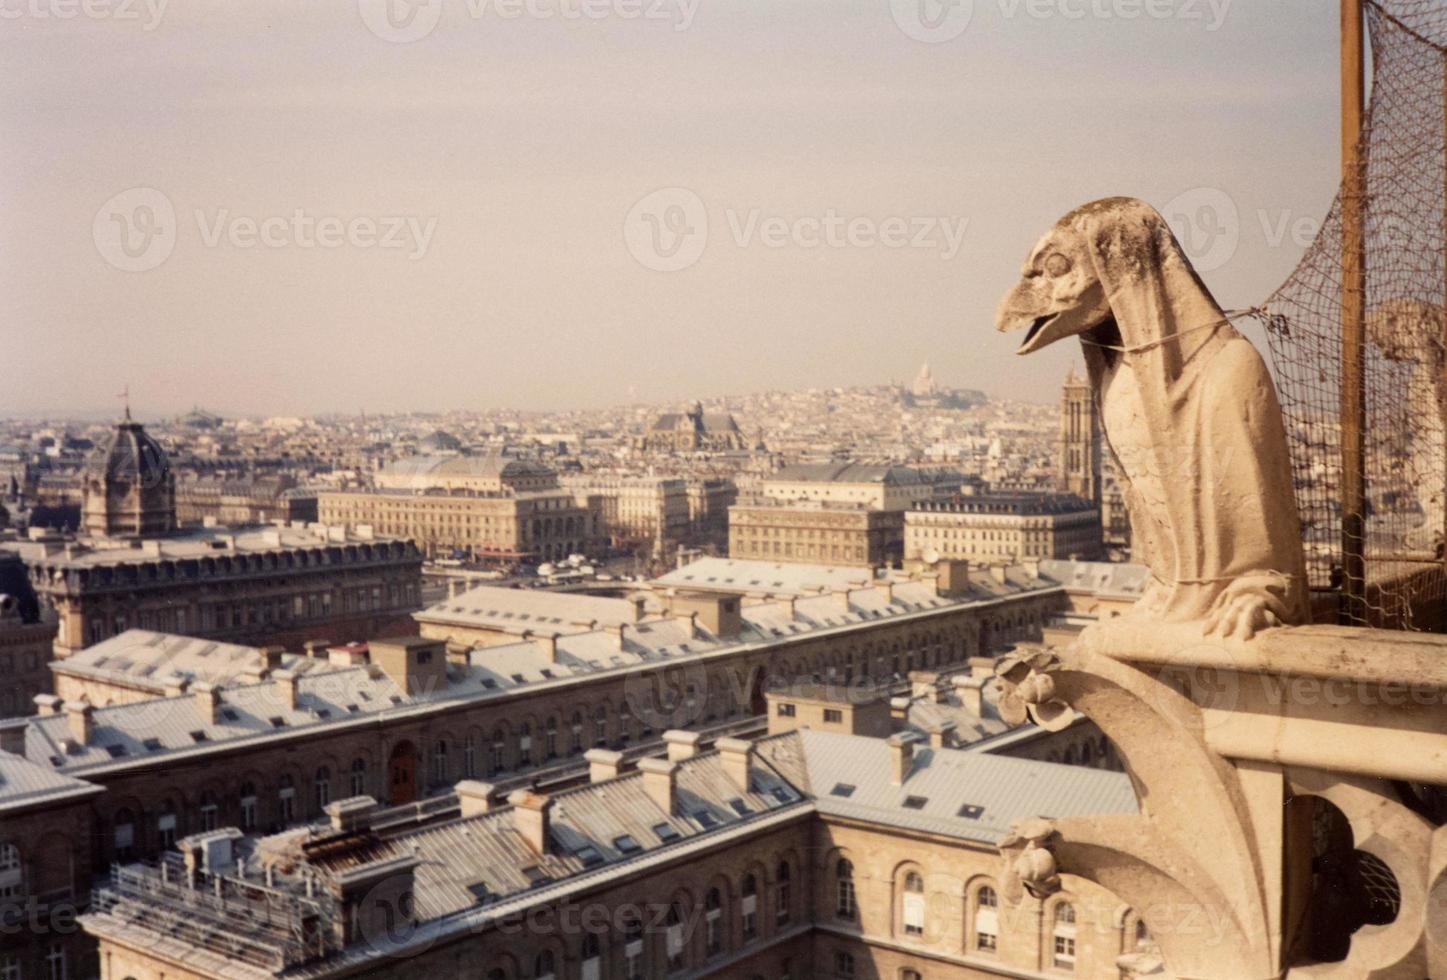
92;418;171;488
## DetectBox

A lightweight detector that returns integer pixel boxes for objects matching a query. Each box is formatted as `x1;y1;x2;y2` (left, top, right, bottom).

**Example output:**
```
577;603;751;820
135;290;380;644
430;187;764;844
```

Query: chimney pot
162;674;189;699
193;681;220;725
273;668;300;710
33;694;63;716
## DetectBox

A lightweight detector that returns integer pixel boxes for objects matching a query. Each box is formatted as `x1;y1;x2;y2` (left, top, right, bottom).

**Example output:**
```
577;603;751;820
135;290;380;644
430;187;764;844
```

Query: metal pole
1341;0;1368;624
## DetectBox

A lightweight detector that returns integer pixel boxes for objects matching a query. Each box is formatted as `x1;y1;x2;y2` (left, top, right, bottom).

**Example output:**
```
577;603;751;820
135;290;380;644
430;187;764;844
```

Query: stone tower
82;411;176;538
1059;365;1100;505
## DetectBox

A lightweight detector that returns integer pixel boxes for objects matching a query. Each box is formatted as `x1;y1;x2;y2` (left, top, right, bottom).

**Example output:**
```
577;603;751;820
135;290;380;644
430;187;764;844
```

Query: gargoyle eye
1043;252;1072;277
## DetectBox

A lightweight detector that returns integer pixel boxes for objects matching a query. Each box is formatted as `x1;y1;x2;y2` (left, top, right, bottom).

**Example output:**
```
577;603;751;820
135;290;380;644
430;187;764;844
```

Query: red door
389;740;417;804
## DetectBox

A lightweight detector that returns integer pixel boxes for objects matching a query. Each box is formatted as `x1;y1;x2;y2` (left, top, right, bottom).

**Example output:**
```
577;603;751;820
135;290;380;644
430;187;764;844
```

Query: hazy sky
1;0;1344;418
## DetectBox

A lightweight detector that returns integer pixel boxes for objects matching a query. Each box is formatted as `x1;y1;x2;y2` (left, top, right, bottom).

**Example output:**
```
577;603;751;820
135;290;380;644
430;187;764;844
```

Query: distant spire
119;384;131;421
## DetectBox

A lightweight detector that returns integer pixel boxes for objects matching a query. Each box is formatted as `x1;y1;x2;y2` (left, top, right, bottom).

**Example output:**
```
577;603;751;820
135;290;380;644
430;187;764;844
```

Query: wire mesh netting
1259;0;1447;629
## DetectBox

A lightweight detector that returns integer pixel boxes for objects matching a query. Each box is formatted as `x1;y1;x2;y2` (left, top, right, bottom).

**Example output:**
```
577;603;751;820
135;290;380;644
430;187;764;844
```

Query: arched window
544;717;558;759
901;970;923;980
581;935;601;980
741;874;758;939
113;807;136;860
623;911;645;979
902;870;925;936
569;712;584;754
157;802;178;849
1052;902;1077;971
836;859;857;920
975;885;999;952
776;860;792;925
198;791;219;832
517;723;532;767
593;705;608;747
665;903;686;971
617;703;633;745
239;783;257;831
349;759;367;797
534;950;556;980
315;767;331;808
431;739;448;783
490;728;505;774
278;774;296;824
464;737;477;778
705;887;723;956
0;842;22;899
1134;916;1151;948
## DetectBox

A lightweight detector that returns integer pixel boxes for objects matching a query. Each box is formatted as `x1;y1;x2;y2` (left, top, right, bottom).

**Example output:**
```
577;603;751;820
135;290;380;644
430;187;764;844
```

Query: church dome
83;416;176;538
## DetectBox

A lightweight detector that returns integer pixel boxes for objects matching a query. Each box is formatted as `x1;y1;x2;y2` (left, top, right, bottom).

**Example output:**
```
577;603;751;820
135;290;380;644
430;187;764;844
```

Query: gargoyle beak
996;301;1067;356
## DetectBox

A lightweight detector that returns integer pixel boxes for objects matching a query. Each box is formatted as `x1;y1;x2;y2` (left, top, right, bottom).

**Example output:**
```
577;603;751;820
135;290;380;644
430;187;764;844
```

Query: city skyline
3;0;1341;416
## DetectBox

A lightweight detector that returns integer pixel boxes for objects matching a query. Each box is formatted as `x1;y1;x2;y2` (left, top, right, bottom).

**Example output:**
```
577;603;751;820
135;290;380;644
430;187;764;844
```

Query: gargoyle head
994;207;1115;355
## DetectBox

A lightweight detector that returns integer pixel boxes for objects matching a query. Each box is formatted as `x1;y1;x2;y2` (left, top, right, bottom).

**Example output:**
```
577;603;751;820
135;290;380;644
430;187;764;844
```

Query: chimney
607;622;627;651
33;694;62;716
1022;557;1041;579
65;700;94;746
273;668;299;710
784;596;797;620
638;757;678;814
535;633;559;663
716;737;753;793
888;732;921;786
304;639;332;659
954;675;985;717
193;681;220;725
261;646;286;672
455;781;496;818
507;789;553;855
969;656;996;681
663;729;701;762
890;696;911;725
921;572;942;596
585;748;625;783
909;671;939;702
928;722;957;749
989;564;1008;585
325;796;378;833
876;579;894;603
675;610;698;638
833;588;852;612
162;674;189;699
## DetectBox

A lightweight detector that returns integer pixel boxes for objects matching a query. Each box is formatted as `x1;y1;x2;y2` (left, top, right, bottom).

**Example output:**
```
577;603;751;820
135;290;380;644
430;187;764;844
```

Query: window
45;944;64;980
349;759;367;797
239;783;257;831
593;705;608;747
704;887;723;956
776;702;796;717
278;775;296;824
666;903;686;972
1052;902;1077;971
490;729;505;774
157;808;177;849
113;809;136;861
902;971;922;980
570;712;584;753
776;860;791;925
823;708;843;723
836;859;857;920
580;935;600;980
0;843;22;899
624;914;645;979
834;950;855;977
902;871;925;936
545;718;558;758
975;886;999;952
463;737;477;778
431;740;448;783
741;874;758;939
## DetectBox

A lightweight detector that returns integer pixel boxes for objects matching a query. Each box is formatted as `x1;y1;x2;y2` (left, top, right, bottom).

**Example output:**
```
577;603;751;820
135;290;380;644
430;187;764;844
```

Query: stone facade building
175;475;316;527
81;412;176;539
559;475;691;556
373;455;559;494
729;500;905;567
764;462;935;511
1058;367;1100;506
905;494;1103;564
318;487;599;564
0;551;57;719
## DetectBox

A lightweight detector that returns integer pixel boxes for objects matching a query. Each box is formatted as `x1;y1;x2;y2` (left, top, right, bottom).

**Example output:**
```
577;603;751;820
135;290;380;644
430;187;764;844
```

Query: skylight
957;803;986;819
902;795;928;810
653;822;681;843
830;783;856;798
613;834;641;854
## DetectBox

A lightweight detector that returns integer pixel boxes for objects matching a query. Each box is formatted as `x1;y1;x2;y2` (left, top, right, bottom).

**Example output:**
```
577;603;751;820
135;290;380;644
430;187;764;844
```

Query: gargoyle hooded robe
1070;198;1309;626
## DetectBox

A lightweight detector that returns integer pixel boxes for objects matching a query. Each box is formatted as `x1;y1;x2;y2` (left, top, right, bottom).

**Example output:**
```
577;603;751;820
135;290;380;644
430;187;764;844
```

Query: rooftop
53;630;337;693
415;583;643;633
13;522;418;569
769;462;927;485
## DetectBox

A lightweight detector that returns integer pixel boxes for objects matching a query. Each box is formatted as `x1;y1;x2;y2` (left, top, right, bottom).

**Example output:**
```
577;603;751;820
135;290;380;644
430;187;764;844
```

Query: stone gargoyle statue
995;197;1308;639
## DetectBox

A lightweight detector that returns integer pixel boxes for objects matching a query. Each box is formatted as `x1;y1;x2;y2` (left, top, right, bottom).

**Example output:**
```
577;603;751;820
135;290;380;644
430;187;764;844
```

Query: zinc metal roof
53;630;333;692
